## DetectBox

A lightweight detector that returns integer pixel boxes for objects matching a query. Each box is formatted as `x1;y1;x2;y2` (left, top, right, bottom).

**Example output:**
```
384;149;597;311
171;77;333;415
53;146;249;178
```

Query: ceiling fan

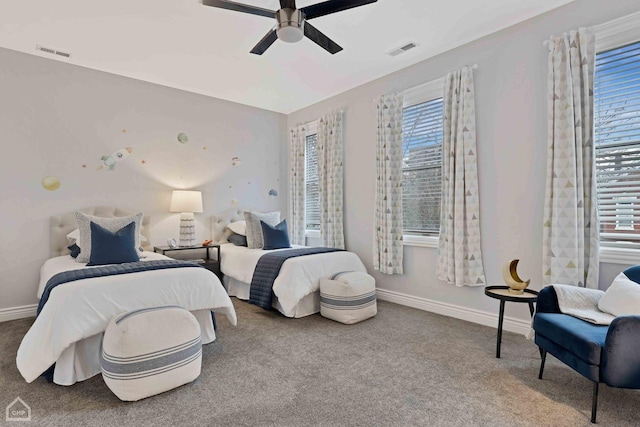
202;0;378;55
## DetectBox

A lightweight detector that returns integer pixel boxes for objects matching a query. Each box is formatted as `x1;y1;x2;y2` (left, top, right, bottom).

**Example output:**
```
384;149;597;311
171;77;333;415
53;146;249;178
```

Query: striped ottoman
101;306;202;401
320;271;377;324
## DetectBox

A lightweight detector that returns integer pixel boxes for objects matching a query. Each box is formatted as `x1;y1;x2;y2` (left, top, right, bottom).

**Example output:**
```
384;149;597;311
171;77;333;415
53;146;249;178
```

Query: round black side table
484;285;539;358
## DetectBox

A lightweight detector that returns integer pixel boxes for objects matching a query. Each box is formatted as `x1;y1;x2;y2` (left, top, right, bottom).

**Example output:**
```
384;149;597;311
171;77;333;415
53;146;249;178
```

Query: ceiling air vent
387;42;418;57
36;45;73;61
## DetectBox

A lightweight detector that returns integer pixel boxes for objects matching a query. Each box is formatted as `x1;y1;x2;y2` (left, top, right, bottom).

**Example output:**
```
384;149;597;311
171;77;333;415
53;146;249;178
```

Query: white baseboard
375;288;532;336
0;292;534;335
0;304;37;323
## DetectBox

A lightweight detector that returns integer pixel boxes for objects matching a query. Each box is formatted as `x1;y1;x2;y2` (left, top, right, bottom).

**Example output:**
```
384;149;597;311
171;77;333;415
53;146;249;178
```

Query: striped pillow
243;211;280;249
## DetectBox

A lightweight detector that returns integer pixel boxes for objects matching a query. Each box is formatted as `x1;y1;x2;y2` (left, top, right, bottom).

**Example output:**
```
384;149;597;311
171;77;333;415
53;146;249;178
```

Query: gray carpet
1;299;638;426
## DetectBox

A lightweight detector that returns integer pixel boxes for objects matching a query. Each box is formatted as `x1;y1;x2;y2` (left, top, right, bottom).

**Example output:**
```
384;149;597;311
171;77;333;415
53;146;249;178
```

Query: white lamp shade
170;190;203;213
277;26;304;43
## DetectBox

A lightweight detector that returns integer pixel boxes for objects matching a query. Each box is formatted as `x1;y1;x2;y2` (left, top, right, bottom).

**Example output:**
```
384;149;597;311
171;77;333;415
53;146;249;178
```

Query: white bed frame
211;208;320;318
211;207;246;245
50;206;152;257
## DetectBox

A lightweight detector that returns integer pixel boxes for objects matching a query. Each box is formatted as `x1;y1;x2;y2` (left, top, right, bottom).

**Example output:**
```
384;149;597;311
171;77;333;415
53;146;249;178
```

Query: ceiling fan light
276;8;305;43
277;26;304;43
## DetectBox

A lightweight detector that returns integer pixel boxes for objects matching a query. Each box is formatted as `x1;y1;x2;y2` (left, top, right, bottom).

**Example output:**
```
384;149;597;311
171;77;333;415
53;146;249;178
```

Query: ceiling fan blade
304;22;343;54
301;0;377;20
250;29;279;55
202;0;276;19
280;0;296;9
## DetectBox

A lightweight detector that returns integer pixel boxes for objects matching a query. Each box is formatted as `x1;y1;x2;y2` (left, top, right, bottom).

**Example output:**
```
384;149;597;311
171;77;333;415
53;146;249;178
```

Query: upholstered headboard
50;206;152;257
211;207;246;244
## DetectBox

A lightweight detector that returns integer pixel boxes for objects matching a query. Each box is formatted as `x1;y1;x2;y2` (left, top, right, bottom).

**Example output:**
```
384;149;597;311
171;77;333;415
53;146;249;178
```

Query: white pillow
67;228;146;244
226;220;247;236
67;228;80;244
598;272;640;317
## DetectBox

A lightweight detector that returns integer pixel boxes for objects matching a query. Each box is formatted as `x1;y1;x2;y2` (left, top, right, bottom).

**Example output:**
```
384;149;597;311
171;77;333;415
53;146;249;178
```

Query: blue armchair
533;265;640;423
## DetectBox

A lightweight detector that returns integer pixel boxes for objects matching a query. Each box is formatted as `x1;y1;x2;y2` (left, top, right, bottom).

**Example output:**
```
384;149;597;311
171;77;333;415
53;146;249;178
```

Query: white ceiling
0;0;574;114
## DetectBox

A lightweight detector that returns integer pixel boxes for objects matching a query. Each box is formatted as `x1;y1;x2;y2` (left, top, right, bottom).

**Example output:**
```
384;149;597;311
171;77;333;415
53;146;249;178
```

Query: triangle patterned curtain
317;111;345;249
543;28;599;288
374;93;404;274
289;123;306;246
436;66;486;287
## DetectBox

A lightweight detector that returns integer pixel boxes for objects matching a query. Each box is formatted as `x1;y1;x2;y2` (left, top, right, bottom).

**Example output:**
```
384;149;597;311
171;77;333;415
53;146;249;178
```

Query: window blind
595;40;640;249
402;97;444;235
305;133;320;230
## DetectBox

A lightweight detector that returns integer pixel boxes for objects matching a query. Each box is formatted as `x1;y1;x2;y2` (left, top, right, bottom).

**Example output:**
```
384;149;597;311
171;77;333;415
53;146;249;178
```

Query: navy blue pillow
228;232;248;247
260;219;291;250
87;221;140;266
67;243;81;258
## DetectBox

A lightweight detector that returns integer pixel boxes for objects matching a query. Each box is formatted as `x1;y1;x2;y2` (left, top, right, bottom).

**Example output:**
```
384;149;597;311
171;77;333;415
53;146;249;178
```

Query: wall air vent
387;42;418;57
36;45;73;61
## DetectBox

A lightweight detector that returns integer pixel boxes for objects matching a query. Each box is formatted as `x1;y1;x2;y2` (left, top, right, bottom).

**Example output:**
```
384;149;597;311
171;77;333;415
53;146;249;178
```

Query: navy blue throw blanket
38;259;207;382
248;247;343;311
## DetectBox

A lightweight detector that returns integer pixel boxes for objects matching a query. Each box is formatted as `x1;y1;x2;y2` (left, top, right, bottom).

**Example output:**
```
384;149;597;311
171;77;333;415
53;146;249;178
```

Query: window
614;196;636;231
594;39;640;249
305;131;320;231
402;79;444;237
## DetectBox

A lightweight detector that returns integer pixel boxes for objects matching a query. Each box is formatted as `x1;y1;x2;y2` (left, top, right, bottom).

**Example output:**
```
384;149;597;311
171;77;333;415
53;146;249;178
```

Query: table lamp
170;190;203;247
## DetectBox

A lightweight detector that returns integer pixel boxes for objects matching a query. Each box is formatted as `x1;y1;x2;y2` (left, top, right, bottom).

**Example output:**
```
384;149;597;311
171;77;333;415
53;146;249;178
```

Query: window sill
600;246;640;265
399;240;637;262
403;234;438;248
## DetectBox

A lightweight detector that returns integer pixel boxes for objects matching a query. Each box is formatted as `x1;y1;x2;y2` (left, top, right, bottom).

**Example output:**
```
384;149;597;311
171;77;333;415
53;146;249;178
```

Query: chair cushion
534;313;608;365
101;306;202;401
320;271;376;324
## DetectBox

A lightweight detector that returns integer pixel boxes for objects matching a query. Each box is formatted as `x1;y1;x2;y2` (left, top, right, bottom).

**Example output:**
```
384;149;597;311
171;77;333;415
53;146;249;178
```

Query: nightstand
154;245;222;281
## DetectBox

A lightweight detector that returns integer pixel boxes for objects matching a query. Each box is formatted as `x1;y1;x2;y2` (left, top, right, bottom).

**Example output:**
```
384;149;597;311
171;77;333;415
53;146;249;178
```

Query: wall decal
141;160;146;165
82;164;87;168
41;176;60;191
177;132;189;144
268;189;278;197
203;146;207;150
231;199;239;206
231;157;241;166
97;147;133;171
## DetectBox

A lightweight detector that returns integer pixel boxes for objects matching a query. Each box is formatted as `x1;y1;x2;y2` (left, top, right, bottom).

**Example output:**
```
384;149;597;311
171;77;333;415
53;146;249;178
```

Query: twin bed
17;207;236;386
212;208;366;317
17;206;366;386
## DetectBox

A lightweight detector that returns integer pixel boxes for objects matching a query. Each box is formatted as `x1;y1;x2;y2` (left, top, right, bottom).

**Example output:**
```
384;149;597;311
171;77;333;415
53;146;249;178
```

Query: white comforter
18;252;237;384
220;244;367;315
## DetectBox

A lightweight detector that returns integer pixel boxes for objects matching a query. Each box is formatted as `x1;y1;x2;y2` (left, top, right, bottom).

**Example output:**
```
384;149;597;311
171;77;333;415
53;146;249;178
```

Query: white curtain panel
543;28;599;289
436;67;486;287
288;123;306;246
317;111;345;249
374;93;404;275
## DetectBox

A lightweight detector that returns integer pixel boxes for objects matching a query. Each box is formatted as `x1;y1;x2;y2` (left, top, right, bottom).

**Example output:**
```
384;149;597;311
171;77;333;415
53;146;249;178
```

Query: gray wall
287;0;640;322
0;48;287;310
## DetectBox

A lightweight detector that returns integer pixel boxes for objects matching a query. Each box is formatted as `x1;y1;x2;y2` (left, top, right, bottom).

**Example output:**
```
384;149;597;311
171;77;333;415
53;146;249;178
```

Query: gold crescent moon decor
503;259;530;295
